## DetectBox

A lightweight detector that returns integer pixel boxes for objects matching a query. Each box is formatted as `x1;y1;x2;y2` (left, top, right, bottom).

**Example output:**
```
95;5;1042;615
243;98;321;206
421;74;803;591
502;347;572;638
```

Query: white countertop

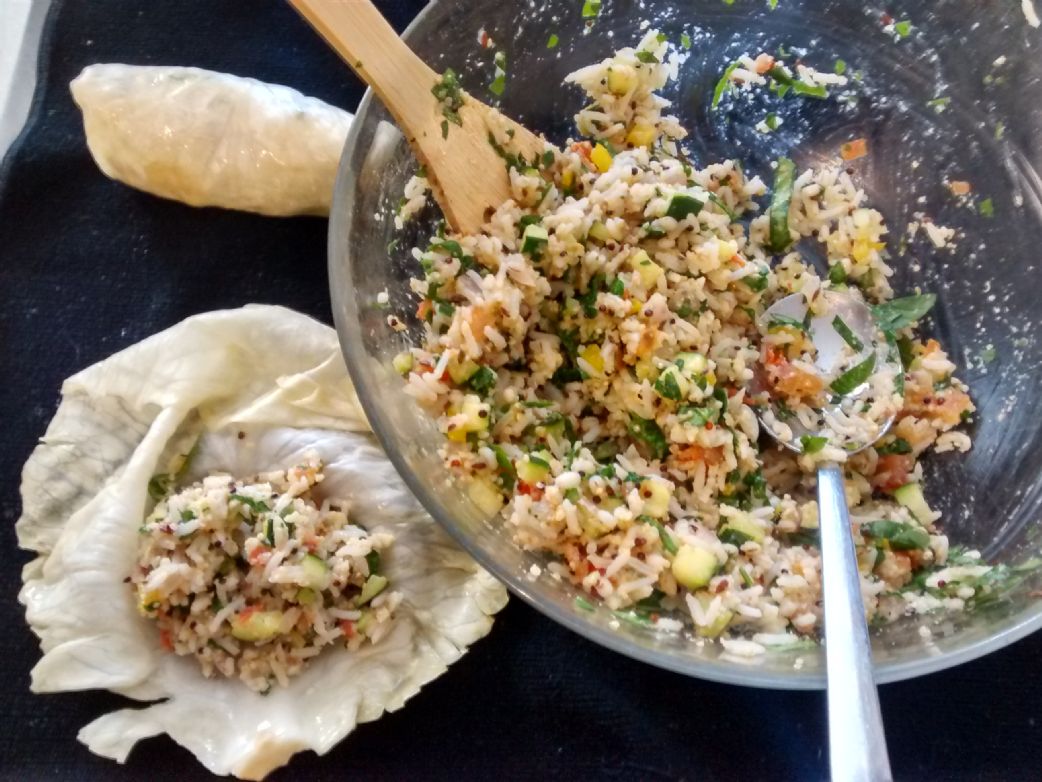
0;0;51;158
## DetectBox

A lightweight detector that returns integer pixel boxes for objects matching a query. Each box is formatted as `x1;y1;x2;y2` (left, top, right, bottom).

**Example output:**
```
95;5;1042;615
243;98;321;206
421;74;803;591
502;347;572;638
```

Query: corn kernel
590;143;613;173
579;344;605;376
625;123;656;148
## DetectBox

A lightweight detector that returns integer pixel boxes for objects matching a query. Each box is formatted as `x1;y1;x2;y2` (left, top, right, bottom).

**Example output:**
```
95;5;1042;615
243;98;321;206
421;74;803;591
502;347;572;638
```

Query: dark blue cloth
0;2;1039;780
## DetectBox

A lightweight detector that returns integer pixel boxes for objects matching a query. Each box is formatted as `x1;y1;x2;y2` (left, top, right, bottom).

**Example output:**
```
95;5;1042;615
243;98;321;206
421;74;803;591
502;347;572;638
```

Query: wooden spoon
289;0;548;234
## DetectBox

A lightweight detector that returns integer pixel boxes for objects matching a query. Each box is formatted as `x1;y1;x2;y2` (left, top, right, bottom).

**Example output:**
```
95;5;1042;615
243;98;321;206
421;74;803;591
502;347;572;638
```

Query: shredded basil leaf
627;415;669;460
768;157;795;253
800;435;829;454
871;294;936;331
830;354;876;395
832;316;864;352
712;61;741;109
861;520;929;550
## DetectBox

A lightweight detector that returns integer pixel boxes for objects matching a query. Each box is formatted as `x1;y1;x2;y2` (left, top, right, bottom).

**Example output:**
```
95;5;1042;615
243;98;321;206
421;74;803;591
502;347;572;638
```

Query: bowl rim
328;0;1042;690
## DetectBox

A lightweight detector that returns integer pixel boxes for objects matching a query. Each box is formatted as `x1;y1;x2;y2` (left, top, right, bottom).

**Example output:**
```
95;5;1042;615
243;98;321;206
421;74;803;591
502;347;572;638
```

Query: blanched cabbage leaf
17;305;508;779
71;65;353;216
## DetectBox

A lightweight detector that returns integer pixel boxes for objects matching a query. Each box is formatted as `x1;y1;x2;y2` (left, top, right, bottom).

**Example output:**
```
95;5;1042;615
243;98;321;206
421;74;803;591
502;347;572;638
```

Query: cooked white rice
393;32;987;648
134;454;399;692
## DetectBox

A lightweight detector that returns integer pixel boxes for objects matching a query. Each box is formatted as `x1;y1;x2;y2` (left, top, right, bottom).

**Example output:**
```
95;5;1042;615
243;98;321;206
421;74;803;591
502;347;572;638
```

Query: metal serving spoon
757;289;900;782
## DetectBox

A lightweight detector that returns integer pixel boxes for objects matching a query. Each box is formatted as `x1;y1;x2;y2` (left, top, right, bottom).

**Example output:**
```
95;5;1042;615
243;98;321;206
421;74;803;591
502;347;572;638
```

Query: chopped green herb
541;149;555;167
896;336;915;369
894;20;911;38
718;527;753;547
767;314;807;333
739;567;755;587
876;438;912;455
706;192;738;221
430;239;463;258
712;61;741;109
834;59;847;75
522;399;554;408
830;354;876;395
575;595;595;611
492;445;516;491
767;0;778;8
489;73;506;96
230;494;270;514
994;121;1006;140
641;515;678;554
665;193;704;220
871;294;936;331
581;0;601;18
927;96;950;113
979;197;995;217
832;316;864;352
653;370;683;401
547;33;560;49
627;415;669;460
579;272;605;317
980;344;997;364
179;509;196;522
467;366;498;394
635;51;659;64
680;32;692;49
609;277;625;296
828;263;847;285
365;550;381;575
148;474;173;502
432;68;464;132
800;435;829;454
764;112;780;131
862;520;929;550
768;157;796;253
437;301;455;318
742;270;769;292
791;81;828;99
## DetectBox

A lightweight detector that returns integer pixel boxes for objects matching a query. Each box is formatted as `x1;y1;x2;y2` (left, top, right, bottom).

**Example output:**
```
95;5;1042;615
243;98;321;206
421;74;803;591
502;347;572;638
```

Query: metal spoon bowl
757;289;898;782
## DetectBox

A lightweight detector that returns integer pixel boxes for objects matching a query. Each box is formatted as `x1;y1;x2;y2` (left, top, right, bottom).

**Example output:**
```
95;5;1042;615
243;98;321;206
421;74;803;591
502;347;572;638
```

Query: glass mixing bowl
330;0;1042;688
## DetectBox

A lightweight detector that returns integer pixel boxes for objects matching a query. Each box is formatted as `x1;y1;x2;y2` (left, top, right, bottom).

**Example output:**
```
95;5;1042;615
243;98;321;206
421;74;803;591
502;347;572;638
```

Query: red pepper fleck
340;619;357;638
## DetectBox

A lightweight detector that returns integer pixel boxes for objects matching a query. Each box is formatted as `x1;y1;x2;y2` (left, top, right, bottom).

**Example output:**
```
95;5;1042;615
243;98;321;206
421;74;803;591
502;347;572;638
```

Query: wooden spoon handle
288;0;435;132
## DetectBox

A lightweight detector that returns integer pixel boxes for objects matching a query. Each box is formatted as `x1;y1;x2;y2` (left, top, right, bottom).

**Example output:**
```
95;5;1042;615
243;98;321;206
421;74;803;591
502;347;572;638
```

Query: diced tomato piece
340;620;356;638
672;444;725;466
873;453;915;492
840;138;868;161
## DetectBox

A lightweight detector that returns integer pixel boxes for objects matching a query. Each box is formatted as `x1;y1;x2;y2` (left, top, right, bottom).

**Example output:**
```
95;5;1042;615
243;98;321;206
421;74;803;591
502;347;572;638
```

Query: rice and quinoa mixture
394;32;993;652
134;454;400;691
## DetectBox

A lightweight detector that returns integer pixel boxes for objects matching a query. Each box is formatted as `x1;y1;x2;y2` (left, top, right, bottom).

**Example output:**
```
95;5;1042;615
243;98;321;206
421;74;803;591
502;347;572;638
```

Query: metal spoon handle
817;463;893;782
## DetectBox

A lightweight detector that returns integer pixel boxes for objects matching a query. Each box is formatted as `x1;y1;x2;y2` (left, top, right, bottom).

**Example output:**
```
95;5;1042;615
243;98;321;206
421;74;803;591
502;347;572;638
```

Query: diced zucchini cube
357;574;388;606
587;220;611;244
607;66;636;95
893;482;934;524
629;249;664;288
717;513;766;545
625;123;656;148
521;223;549;254
468;476;505;515
640;478;672;518
300;554;331;589
448;357;480;385
230;609;283;642
671;544;718;590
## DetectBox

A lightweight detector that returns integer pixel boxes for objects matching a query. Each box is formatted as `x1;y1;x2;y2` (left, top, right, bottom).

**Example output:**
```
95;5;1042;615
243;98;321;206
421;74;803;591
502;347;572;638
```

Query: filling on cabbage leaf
17;305;508;780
